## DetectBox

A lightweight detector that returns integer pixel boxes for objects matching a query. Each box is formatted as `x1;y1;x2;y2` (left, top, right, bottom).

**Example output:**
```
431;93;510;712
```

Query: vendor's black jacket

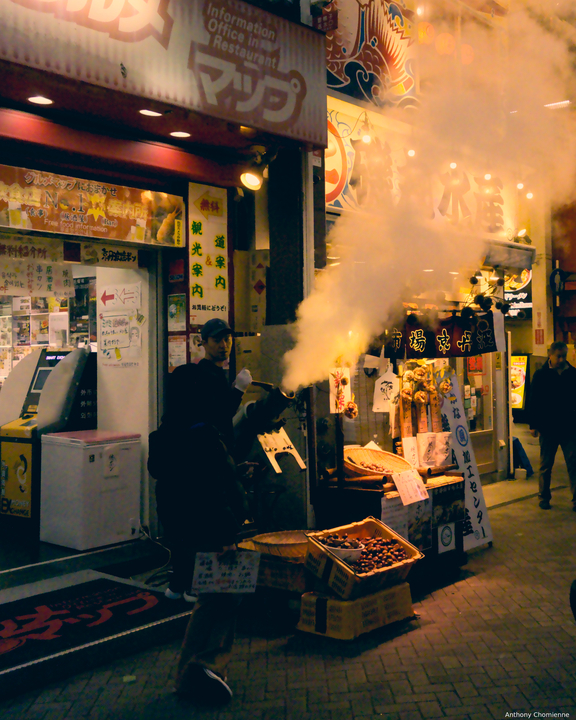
528;360;576;436
148;359;248;549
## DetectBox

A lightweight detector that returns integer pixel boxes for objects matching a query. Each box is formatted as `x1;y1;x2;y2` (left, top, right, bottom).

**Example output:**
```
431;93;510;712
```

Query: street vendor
148;317;252;704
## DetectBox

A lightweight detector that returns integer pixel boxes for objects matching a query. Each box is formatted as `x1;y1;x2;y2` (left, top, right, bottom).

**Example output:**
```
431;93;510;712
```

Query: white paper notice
192;551;261;594
392;468;430;506
401;436;419;467
373;367;399;413
380;495;409;538
48;312;68;346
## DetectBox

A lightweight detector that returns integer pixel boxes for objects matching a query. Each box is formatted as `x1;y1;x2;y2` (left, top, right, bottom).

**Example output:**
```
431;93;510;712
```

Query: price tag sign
392;469;430;506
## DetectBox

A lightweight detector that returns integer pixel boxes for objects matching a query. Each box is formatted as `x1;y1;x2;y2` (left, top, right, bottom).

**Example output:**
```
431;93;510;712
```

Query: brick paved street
1;436;576;720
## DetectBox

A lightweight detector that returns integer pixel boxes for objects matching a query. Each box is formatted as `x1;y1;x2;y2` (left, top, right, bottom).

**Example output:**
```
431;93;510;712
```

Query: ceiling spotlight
517;182;524;190
239;125;258;138
449;271;459;275
526;192;534;199
360;112;373;144
417;5;424;15
240;145;269;191
170;131;191;138
407;149;416;157
140;109;162;117
450;162;457;169
28;96;53;105
240;168;263;191
484;173;491;180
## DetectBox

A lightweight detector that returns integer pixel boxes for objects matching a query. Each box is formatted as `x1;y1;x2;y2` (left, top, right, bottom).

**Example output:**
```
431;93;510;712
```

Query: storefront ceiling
0;61;288;165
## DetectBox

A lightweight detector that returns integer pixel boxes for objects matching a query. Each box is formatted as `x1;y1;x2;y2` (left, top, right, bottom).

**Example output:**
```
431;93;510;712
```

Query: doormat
0;578;186;672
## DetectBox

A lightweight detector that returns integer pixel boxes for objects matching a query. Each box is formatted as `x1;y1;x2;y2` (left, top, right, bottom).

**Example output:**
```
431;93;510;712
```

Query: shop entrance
0;257;156;572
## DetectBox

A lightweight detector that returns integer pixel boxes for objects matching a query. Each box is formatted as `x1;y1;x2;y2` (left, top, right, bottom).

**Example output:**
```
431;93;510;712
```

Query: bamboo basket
344;447;413;478
250;530;309;560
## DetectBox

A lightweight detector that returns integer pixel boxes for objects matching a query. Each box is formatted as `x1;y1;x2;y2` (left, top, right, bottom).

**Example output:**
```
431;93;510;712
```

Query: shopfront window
449;355;493;432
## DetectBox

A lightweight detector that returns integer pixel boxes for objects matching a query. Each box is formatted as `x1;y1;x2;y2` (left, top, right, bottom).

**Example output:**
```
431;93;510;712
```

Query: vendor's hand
233;367;252;392
217;545;237;563
530;429;539;438
238;462;259;480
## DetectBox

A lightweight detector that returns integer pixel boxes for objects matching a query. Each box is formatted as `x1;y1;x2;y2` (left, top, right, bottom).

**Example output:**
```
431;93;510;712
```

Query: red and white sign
0;0;327;146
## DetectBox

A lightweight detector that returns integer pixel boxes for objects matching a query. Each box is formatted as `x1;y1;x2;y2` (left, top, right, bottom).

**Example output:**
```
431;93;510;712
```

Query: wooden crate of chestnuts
305;517;424;600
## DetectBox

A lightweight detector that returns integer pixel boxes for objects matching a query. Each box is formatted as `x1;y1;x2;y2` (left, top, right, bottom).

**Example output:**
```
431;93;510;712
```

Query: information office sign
0;0;327;147
0;165;184;247
438;369;493;551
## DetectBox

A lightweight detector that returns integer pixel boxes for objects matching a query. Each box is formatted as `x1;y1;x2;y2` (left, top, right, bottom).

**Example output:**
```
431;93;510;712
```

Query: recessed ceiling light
140;109;162;117
170;131;190;138
449;271;459;275
449;162;457;169
517;182;524;189
407;149;416;157
28;96;53;105
526;192;534;199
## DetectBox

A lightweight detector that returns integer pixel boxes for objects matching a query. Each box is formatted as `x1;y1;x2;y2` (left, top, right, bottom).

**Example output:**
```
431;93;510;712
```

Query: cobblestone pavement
2;460;576;719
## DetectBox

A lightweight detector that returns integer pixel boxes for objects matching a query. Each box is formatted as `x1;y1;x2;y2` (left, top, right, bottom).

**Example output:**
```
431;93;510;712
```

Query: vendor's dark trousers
175;593;238;690
156;484;195;594
539;433;576;506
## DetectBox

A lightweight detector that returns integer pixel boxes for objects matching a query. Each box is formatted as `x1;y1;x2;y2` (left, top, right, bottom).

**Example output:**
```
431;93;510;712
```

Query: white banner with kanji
439;369;493;551
188;183;230;327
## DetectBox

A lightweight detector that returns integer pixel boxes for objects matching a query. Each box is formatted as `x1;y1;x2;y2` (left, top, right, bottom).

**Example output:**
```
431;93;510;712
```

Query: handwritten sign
192;552;260;594
391;468;430;506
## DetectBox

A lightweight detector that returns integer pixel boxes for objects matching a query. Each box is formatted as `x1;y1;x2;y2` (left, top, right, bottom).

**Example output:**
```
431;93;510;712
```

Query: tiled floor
1;424;576;719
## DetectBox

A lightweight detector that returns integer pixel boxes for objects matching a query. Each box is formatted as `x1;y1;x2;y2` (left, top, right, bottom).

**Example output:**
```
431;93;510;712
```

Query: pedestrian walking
528;340;576;510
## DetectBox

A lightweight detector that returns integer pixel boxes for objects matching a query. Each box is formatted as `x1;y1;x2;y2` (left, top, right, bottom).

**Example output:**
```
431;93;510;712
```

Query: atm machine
0;348;95;539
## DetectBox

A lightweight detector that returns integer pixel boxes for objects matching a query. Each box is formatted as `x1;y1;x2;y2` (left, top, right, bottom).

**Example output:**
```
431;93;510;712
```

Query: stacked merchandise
299;517;423;640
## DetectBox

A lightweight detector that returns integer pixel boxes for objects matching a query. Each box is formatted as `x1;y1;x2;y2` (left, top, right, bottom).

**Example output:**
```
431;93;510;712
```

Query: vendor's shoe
539;500;551;510
175;665;232;705
183;591;199;603
164;587;184;600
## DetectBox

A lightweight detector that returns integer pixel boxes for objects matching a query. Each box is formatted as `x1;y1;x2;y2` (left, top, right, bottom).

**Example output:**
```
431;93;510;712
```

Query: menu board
0;165;184;247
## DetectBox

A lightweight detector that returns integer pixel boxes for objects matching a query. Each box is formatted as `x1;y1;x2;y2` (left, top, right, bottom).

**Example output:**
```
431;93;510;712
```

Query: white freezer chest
40;430;141;551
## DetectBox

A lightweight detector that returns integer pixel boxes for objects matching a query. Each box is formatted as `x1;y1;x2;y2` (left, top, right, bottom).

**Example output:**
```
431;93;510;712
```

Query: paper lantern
418;21;435;45
435;33;455;55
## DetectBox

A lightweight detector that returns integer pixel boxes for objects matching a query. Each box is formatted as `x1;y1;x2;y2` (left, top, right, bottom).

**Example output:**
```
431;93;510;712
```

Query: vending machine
0;348;95;539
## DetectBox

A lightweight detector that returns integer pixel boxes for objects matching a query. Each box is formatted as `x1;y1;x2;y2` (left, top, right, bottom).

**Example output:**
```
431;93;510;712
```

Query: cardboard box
305;517;424;600
297;582;414;640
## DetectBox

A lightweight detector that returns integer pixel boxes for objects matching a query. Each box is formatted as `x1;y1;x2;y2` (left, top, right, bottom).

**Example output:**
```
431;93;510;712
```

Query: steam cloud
282;1;576;392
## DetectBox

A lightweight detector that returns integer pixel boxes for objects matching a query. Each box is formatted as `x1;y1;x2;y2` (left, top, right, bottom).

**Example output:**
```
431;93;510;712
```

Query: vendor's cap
201;318;232;341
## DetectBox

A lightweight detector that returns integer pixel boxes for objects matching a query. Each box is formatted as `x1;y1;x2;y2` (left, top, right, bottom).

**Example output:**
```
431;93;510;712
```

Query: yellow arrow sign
194;191;224;219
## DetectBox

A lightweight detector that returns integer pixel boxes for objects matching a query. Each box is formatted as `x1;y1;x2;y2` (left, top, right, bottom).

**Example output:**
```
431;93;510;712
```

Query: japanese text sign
192;551;261;593
438;369;493;551
188;183;229;326
0;164;184;247
0;0;327;146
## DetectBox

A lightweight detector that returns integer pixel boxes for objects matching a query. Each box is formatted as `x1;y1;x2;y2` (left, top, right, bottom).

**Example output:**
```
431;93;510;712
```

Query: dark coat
149;360;248;549
528;361;576;436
